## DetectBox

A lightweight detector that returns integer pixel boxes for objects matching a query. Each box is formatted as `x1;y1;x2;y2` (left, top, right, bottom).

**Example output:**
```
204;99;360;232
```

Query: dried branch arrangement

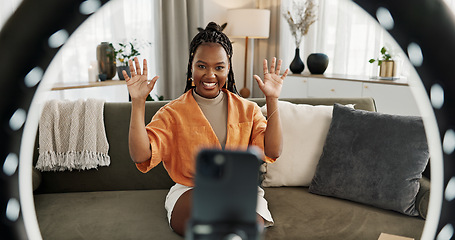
283;0;318;47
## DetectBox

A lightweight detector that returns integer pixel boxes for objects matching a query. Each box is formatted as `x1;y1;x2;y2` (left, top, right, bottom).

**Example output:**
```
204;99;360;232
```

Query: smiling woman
0;0;454;240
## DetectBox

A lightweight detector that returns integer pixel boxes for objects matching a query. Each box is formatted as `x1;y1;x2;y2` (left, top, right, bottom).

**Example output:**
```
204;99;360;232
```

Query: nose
206;68;216;78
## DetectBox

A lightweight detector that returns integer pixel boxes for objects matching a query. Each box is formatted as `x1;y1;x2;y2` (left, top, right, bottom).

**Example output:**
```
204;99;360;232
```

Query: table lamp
227;9;270;98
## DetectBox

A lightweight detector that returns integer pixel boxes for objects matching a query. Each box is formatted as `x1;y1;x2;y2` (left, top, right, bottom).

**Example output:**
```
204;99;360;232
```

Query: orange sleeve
250;103;276;163
136;107;173;173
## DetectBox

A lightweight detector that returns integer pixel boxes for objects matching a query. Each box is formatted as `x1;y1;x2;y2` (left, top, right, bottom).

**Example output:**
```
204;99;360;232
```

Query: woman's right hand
124;57;159;102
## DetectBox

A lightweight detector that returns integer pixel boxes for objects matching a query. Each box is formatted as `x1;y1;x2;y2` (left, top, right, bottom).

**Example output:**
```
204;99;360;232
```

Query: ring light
353;1;455;239
0;0;453;239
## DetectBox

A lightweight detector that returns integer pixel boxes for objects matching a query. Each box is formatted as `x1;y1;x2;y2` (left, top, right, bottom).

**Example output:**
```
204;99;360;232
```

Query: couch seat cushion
34;188;425;240
264;187;425;240
34;190;181;240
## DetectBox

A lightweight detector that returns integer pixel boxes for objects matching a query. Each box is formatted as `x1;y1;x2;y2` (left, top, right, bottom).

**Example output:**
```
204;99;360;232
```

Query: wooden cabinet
281;75;420;116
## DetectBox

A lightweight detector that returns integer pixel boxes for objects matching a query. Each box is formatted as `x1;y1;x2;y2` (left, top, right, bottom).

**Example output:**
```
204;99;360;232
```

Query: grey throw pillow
309;104;429;216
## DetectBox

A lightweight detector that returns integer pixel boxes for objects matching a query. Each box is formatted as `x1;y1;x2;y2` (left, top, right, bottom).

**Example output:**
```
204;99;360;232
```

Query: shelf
51;80;126;91
289;73;409;86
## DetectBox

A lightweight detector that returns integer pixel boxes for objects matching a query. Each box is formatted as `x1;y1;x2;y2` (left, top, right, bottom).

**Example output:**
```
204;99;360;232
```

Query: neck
194;89;221;99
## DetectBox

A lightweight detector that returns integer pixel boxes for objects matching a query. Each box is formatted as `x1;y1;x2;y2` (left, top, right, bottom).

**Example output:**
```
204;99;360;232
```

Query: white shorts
165;183;274;228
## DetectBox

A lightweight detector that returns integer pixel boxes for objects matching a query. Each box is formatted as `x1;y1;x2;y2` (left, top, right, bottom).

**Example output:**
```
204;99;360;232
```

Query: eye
197;65;206;69
216;66;225;70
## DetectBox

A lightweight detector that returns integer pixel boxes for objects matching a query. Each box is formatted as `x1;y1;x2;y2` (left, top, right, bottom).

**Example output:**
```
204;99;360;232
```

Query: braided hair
184;22;239;95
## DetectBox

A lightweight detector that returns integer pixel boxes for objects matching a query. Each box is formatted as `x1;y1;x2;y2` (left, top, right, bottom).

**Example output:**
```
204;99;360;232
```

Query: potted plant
369;46;397;79
109;40;151;80
283;0;318;74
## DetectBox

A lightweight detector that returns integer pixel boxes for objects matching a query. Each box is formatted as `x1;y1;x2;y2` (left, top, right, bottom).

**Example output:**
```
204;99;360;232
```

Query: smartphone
186;147;264;240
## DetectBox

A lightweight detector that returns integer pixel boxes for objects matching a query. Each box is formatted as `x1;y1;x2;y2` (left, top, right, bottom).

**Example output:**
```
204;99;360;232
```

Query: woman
125;22;288;236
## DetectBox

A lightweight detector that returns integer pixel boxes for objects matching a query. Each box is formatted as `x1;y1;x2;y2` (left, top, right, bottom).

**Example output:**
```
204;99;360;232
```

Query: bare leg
170;189;193;236
257;214;265;228
171;189;266;236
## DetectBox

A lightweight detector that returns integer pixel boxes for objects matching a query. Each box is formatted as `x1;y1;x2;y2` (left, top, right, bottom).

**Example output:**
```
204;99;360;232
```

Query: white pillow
260;101;353;187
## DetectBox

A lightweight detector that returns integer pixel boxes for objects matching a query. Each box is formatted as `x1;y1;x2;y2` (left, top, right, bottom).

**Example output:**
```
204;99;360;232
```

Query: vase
117;66;131;80
289;48;305;74
307;53;329;74
96;42;116;80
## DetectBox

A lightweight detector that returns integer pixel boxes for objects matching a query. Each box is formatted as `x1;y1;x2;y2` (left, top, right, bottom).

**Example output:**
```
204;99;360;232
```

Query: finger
122;70;130;81
281;68;290;79
128;59;135;77
253;75;264;89
147;75;159;91
143;59;148;78
134;57;141;75
263;59;268;75
276;59;282;75
269;57;276;73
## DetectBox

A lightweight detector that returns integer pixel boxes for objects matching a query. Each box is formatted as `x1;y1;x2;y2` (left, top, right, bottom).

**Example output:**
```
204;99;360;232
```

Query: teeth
203;82;216;87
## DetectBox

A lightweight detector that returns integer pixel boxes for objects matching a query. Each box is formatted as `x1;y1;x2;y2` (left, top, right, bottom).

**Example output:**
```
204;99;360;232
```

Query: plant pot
290;48;305;74
96;42;116;80
307;53;329;74
117;66;131;80
379;60;397;79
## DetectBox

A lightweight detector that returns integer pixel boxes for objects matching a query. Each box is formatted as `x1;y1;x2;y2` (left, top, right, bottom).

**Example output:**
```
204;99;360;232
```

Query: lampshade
226;9;270;39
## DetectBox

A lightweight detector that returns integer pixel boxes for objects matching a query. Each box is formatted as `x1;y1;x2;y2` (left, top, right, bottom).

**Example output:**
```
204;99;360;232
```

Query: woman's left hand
254;57;289;99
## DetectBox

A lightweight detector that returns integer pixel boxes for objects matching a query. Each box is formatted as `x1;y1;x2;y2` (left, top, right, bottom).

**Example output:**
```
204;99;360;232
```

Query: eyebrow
195;60;226;65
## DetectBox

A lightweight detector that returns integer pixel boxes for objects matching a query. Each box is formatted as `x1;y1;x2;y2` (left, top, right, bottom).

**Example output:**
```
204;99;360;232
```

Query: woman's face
191;42;230;98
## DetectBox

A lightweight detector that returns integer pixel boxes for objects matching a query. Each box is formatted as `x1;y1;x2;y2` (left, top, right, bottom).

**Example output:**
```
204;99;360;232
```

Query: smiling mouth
202;82;217;88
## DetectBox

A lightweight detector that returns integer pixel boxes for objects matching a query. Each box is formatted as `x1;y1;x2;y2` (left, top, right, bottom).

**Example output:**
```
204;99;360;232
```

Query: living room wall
202;0;257;97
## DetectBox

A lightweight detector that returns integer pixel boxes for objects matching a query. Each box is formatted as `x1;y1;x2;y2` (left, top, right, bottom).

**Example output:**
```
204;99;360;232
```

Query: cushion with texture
261;101;351;187
309;104;429;216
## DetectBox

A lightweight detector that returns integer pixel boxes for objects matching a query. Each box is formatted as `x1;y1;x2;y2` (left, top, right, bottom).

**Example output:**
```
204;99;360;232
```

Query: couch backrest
33;97;376;194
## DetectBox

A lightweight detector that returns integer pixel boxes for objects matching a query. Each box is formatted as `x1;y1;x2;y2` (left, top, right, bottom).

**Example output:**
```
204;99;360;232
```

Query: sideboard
282;74;420;116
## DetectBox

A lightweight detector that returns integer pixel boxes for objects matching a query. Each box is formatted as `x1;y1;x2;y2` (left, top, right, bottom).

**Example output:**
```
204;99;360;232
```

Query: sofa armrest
415;176;430;219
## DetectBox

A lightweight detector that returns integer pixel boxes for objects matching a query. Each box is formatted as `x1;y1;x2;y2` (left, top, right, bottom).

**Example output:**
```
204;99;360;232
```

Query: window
279;0;411;78
1;0;158;102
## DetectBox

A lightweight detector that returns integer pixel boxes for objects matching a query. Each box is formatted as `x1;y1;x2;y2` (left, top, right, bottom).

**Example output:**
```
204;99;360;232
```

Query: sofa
32;97;429;240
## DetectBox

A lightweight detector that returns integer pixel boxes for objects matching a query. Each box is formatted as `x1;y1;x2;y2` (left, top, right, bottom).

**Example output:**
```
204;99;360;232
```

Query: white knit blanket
36;98;110;171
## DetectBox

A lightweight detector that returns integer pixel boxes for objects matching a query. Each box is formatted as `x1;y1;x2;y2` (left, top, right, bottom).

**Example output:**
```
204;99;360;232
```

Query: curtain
252;0;282;98
157;0;204;100
280;0;407;78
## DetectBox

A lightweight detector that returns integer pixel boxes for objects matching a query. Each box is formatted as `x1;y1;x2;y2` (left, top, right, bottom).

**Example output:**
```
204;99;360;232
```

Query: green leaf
368;59;376;63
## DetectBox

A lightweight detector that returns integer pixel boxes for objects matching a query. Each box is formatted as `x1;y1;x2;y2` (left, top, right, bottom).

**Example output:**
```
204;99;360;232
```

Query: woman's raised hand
253;57;289;99
123;57;159;102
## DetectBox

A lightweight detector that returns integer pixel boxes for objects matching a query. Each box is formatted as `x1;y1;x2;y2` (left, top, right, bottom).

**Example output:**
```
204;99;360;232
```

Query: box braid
184;22;239;95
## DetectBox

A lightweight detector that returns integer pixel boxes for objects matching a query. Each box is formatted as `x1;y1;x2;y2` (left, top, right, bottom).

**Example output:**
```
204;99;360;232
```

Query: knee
170;190;193;236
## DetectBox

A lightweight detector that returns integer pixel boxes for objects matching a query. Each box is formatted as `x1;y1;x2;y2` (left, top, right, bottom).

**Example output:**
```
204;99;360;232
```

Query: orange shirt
136;89;275;187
